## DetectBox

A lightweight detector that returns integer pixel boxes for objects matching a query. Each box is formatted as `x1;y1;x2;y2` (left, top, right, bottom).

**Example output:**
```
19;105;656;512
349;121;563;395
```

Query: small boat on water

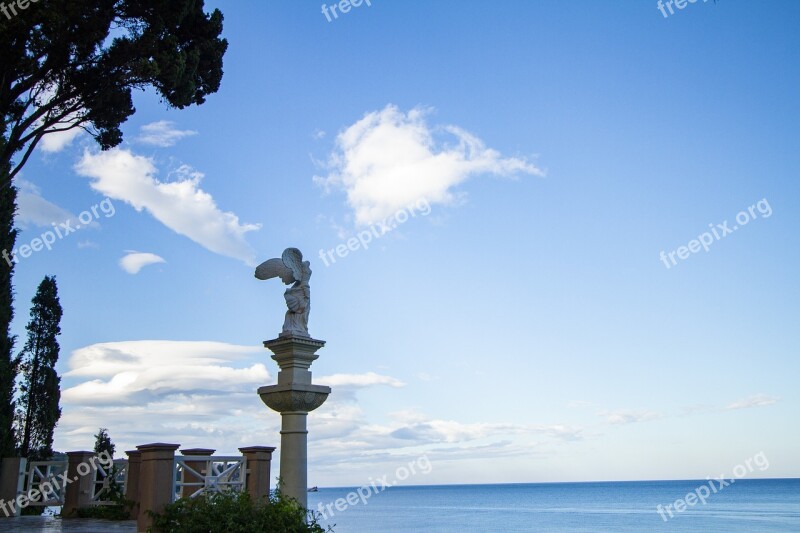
308;486;318;492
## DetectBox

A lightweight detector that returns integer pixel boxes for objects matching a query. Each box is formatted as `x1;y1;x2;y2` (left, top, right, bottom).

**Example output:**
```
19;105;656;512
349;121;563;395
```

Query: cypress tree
93;428;115;459
0;138;16;457
15;276;62;461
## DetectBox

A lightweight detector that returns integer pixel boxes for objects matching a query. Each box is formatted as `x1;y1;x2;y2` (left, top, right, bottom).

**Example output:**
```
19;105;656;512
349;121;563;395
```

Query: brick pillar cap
180;448;216;456
136;443;181;452
126;450;141;456
239;446;276;453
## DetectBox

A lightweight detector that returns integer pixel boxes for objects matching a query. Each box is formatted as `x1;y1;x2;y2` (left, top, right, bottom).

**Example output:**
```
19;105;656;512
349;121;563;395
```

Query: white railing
91;458;128;505
173;455;246;500
22;460;68;507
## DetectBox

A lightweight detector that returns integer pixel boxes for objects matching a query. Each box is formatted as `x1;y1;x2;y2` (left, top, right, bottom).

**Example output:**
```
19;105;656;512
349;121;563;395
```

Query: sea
307;478;800;532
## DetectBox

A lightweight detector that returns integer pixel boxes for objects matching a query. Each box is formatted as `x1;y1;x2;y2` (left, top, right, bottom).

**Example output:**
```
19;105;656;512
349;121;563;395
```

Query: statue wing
255;258;293;281
281;248;304;281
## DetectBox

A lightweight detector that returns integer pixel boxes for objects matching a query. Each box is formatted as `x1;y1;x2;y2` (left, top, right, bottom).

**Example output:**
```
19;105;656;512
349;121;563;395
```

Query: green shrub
149;491;332;533
73;502;133;520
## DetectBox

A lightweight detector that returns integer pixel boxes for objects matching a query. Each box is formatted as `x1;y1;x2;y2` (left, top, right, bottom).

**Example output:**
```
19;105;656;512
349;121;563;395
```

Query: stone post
179;448;215;499
136;443;179;533
125;450;141;519
239;446;276;500
258;335;330;509
0;457;26;518
62;451;95;517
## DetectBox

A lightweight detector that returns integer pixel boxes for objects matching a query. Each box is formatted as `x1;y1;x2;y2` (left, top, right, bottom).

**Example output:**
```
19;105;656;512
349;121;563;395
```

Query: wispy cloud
119;251;166;274
136;120;198;147
316;372;405;389
39;126;83;153
63;340;269;405
15;179;83;230
56;338;583;483
75;149;260;265
57;340;421;457
725;393;780;411
598;409;662;425
58;340;273;453
314;104;543;226
34;85;84;153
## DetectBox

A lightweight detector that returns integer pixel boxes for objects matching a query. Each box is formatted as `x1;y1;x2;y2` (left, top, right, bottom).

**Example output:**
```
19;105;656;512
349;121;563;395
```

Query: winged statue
255;248;312;337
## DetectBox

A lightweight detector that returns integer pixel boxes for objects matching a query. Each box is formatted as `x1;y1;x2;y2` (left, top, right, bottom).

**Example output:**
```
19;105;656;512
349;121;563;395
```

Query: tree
0;173;17;457
0;0;228;187
93;427;115;458
0;0;228;455
15;276;62;461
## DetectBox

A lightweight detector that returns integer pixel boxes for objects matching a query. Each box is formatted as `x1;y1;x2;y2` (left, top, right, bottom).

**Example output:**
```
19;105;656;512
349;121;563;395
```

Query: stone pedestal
179;448;215;499
239;446;276;500
258;335;330;509
124;450;141;519
136;443;179;533
0;457;26;518
62;451;95;518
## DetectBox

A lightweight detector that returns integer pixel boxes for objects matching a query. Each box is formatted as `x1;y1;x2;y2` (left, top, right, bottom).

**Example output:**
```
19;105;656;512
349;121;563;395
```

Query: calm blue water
308;479;800;532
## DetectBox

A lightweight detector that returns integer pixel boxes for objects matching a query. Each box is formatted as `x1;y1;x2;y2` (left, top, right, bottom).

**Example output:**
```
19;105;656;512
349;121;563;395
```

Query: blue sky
9;0;800;486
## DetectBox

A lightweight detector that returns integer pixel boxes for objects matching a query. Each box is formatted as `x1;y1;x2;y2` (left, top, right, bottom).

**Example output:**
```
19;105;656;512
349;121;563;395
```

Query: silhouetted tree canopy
0;0;229;187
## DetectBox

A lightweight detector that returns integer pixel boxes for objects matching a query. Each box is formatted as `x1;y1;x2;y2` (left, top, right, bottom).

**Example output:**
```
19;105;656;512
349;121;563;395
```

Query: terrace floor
0;516;136;531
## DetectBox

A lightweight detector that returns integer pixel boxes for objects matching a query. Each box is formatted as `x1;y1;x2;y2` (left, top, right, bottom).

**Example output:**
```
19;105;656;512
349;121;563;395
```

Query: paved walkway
0;516;136;531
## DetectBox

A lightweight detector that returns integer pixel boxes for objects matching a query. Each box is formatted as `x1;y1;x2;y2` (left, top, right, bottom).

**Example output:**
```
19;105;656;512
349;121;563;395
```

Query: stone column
124;450;141;519
0;457;26;518
179;448;215;499
62;451;95;517
136;443;179;533
239;446;276;500
258;335;330;509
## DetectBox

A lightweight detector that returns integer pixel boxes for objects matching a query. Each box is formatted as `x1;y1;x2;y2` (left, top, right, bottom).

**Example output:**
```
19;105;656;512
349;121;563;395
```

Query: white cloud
314;105;543;226
598;409;662;425
316;372;405;389
136;120;198;147
119;251;166;274
58;341;273;452
15;179;82;230
63;341;268;404
56;341;586;485
34;86;84;153
40;126;83;153
75;149;260;265
56;340;420;456
725;394;779;410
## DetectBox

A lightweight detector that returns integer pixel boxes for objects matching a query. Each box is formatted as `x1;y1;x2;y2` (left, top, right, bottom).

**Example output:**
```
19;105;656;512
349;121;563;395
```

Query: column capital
264;336;326;385
137;443;181;451
180;448;215;456
137;443;180;461
65;450;95;459
239;446;276;458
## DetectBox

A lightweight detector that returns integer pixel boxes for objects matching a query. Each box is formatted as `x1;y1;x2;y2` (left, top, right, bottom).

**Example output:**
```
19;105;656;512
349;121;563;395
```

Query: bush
73;502;133;521
149;491;331;533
